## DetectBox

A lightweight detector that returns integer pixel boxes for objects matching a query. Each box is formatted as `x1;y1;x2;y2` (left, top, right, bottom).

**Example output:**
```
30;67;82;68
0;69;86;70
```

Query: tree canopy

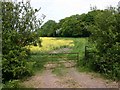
39;14;92;37
38;20;58;37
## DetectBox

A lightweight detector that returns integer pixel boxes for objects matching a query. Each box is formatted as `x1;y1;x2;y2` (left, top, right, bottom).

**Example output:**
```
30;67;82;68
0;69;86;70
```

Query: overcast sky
16;0;120;23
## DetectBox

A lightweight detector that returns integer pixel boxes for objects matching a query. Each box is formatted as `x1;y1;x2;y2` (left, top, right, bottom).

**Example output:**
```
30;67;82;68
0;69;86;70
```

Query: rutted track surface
22;68;118;88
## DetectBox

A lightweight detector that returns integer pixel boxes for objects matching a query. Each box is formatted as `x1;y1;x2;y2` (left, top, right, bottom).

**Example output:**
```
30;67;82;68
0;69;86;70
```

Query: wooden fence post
84;46;88;63
77;53;79;61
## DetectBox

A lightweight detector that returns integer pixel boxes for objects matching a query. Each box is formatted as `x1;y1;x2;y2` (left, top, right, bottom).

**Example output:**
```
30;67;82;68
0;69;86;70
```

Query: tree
2;1;42;82
58;14;91;37
39;20;58;37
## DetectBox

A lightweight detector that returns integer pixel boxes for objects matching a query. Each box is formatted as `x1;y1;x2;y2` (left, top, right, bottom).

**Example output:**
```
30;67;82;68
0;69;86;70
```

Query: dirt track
22;48;118;88
22;67;118;88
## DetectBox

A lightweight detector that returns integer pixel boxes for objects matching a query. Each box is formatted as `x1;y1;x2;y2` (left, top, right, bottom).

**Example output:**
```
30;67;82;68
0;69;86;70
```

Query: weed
52;64;68;76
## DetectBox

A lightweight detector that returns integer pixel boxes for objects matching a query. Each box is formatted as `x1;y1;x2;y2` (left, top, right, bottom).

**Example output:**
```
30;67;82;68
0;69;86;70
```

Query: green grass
52;64;68;76
61;37;88;58
29;54;47;73
65;38;91;72
29;37;89;74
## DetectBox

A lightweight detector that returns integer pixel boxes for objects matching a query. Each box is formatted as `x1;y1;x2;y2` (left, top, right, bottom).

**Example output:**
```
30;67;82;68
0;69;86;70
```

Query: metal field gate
31;52;80;69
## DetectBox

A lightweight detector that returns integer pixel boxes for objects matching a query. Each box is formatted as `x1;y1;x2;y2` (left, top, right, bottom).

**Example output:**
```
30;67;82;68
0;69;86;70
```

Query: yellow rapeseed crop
26;37;74;52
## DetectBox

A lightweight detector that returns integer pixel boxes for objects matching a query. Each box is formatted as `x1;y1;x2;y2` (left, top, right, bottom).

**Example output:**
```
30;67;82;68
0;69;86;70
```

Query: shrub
1;1;42;82
87;9;120;80
3;80;21;88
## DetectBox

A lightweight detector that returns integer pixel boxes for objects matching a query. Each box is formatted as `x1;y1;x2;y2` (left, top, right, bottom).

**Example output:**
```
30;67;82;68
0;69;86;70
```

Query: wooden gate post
84;46;88;63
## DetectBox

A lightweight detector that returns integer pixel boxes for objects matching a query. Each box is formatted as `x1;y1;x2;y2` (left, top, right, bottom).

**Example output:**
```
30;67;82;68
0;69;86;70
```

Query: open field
26;37;87;53
27;37;88;72
26;37;75;53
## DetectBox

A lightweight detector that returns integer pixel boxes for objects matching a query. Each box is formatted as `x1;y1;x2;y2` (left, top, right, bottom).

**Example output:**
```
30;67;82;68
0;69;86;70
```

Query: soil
22;68;118;88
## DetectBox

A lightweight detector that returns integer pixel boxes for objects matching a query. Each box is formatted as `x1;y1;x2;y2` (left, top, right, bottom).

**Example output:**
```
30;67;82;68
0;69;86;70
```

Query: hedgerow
1;1;42;82
87;9;120;80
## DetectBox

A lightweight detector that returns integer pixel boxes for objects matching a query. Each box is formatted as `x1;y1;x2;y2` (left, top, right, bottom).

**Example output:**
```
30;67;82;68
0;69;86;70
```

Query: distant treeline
37;10;100;37
38;8;119;37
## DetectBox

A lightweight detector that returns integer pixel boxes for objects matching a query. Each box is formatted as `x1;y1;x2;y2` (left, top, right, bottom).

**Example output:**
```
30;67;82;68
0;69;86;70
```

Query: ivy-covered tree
2;1;42;82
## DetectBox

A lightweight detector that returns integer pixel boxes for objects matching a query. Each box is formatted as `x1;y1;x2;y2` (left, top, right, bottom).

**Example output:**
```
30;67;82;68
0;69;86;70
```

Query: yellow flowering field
26;37;74;52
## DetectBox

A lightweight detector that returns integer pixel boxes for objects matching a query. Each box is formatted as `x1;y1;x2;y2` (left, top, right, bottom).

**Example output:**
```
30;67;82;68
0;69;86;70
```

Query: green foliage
39;14;92;37
55;10;105;37
1;1;42;82
3;80;21;88
87;9;120;80
29;54;46;72
52;64;67;76
58;14;91;37
38;20;58;37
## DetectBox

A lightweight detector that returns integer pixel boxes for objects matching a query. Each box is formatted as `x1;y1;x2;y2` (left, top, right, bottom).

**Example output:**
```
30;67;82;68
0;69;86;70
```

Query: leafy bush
3;80;21;88
2;47;33;81
1;1;42;82
87;9;120;80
